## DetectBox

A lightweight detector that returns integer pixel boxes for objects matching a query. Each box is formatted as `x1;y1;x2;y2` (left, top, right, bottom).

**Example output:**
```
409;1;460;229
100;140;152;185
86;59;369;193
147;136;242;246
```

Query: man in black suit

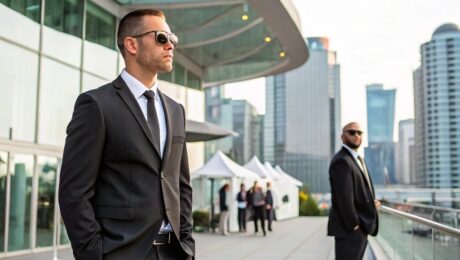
59;9;194;260
265;182;274;232
236;183;247;232
218;184;230;235
327;122;380;260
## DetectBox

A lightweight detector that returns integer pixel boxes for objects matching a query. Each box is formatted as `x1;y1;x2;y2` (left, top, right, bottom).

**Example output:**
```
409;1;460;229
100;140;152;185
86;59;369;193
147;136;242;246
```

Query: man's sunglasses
131;30;178;47
346;130;364;136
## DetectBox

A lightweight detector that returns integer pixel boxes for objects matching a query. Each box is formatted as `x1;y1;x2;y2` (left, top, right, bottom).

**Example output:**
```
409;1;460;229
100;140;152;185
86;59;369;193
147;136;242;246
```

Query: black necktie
143;90;160;153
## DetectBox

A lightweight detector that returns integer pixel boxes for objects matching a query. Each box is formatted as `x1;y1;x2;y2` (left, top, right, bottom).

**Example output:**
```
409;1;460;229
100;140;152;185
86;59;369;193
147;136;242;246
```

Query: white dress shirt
120;69;172;232
121;69;167;158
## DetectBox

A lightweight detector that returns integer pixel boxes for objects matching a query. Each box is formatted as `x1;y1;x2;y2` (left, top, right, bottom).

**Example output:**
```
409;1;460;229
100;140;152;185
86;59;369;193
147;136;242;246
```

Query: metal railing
376;205;460;259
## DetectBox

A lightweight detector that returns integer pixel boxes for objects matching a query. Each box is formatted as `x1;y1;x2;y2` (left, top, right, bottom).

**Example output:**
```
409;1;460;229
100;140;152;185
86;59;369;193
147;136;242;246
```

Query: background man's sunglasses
346;130;363;136
131;30;178;47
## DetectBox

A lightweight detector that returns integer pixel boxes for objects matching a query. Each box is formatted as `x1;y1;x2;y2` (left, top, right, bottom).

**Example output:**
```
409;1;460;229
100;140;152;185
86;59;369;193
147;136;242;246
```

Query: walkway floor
6;217;336;260
195;217;334;260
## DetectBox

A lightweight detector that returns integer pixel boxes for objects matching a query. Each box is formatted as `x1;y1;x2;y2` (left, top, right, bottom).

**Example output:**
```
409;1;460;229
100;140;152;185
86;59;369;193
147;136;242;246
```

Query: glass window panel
0;41;38;142
38;58;80;146
158;71;172;83
187;70;201;90
86;1;116;49
173;62;185;86
0;151;7;253
0;0;41;22
35;156;58;248
45;0;84;38
8;154;34;251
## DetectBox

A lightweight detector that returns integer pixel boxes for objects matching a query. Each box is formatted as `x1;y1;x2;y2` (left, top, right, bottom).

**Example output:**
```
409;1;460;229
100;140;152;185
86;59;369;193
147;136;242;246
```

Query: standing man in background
59;9;194;260
265;182;274;232
327;122;380;260
236;183;247;232
219;184;230;236
252;185;267;236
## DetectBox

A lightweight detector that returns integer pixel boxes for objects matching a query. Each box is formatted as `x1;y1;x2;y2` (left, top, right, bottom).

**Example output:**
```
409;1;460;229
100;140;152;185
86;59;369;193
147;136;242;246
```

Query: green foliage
192;210;210;232
298;190;321;216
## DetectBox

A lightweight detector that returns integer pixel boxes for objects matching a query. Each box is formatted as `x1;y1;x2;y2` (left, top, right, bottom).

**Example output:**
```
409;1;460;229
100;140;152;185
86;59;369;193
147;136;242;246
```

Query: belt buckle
153;232;170;245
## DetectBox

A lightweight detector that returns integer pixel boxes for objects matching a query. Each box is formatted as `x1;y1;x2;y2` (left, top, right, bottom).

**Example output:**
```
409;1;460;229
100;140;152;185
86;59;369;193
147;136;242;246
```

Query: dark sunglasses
131;30;178;47
346;130;363;136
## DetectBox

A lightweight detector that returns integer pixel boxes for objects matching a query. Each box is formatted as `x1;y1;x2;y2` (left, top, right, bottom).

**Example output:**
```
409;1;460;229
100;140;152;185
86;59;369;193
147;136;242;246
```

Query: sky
224;0;460;142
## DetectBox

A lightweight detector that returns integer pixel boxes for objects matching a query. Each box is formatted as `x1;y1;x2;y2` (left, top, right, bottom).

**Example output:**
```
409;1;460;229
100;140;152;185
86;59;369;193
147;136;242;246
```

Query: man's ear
124;37;138;55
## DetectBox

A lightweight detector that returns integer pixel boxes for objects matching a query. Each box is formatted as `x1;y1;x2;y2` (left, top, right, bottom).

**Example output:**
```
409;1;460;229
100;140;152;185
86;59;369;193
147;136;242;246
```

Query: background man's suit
327;147;378;260
59;76;194;260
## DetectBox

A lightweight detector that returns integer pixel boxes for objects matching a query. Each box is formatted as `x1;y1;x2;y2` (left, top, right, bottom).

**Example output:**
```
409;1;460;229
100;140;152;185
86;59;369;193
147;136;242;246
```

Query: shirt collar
342;144;359;159
121;69;159;100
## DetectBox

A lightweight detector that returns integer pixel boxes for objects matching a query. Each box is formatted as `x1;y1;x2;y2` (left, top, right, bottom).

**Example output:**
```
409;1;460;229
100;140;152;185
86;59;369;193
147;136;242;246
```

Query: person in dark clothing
252;185;266;236
236;183;247;232
219;184;230;235
246;180;257;222
265;182;274;232
328;122;380;260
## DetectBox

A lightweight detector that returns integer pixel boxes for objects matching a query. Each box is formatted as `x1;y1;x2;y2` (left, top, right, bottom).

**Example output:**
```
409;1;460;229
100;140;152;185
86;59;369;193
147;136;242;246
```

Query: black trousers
253;206;266;234
145;233;190;260
266;209;273;231
334;229;367;260
238;208;246;231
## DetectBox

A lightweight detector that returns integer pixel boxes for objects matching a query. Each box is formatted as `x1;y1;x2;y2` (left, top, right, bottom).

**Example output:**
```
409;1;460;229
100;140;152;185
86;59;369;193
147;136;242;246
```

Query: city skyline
225;0;460;143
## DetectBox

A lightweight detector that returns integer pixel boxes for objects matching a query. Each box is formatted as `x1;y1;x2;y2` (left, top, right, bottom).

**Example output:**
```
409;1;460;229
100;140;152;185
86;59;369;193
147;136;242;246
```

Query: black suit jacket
265;190;273;207
58;76;194;260
327;147;378;238
219;187;228;211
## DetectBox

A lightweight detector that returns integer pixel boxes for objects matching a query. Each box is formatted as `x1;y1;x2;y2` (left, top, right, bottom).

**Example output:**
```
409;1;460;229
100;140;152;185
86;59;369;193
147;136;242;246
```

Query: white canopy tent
192;150;260;179
192;151;260;232
244;156;272;183
264;162;300;220
275;165;303;187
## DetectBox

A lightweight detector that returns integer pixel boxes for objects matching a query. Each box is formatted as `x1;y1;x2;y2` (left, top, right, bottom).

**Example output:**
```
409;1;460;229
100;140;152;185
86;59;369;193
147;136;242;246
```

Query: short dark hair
117;9;166;56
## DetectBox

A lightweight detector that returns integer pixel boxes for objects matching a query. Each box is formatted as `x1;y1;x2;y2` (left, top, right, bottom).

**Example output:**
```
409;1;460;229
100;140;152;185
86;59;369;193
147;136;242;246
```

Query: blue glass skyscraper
414;23;460;189
365;84;396;185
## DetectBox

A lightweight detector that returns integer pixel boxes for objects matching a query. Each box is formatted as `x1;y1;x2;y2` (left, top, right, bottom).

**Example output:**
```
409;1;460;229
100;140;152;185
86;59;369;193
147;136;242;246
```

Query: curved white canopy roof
192;150;259;179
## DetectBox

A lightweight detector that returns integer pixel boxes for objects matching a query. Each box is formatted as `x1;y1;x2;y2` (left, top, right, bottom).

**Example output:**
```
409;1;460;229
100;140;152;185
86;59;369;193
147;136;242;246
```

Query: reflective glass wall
0;0;205;257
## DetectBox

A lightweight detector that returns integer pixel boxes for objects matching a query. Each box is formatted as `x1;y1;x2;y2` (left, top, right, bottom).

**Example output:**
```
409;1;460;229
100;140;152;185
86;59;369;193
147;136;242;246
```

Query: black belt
153;232;171;245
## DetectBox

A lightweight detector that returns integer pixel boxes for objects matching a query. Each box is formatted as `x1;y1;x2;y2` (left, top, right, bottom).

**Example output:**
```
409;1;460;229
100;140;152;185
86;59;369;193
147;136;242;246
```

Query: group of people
57;5;379;259
219;181;275;237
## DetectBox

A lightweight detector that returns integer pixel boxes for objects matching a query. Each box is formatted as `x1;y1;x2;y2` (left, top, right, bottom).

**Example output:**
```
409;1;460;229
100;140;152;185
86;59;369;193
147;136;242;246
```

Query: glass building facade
364;84;397;185
396;119;415;185
0;1;204;257
204;86;263;165
265;37;341;193
414;23;460;189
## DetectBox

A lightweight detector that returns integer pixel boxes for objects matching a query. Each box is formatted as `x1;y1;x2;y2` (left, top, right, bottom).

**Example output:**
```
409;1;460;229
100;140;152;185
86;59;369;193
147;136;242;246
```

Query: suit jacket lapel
342;148;374;197
113;76;161;158
158;90;173;171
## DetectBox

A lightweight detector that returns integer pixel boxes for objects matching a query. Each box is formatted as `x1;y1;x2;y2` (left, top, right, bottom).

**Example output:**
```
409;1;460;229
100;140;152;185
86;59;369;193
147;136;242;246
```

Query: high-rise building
205;86;263;165
265;37;341;193
364;84;396;185
396;119;415;184
414;23;460;188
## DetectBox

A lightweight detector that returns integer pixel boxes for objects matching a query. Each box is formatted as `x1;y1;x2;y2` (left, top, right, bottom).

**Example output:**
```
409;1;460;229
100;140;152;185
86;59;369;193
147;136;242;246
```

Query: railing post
411;220;415;260
432;228;435;260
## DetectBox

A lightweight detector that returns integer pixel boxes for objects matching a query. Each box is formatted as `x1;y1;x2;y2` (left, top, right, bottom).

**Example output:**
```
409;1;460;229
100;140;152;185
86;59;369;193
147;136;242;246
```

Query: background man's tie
358;156;374;197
